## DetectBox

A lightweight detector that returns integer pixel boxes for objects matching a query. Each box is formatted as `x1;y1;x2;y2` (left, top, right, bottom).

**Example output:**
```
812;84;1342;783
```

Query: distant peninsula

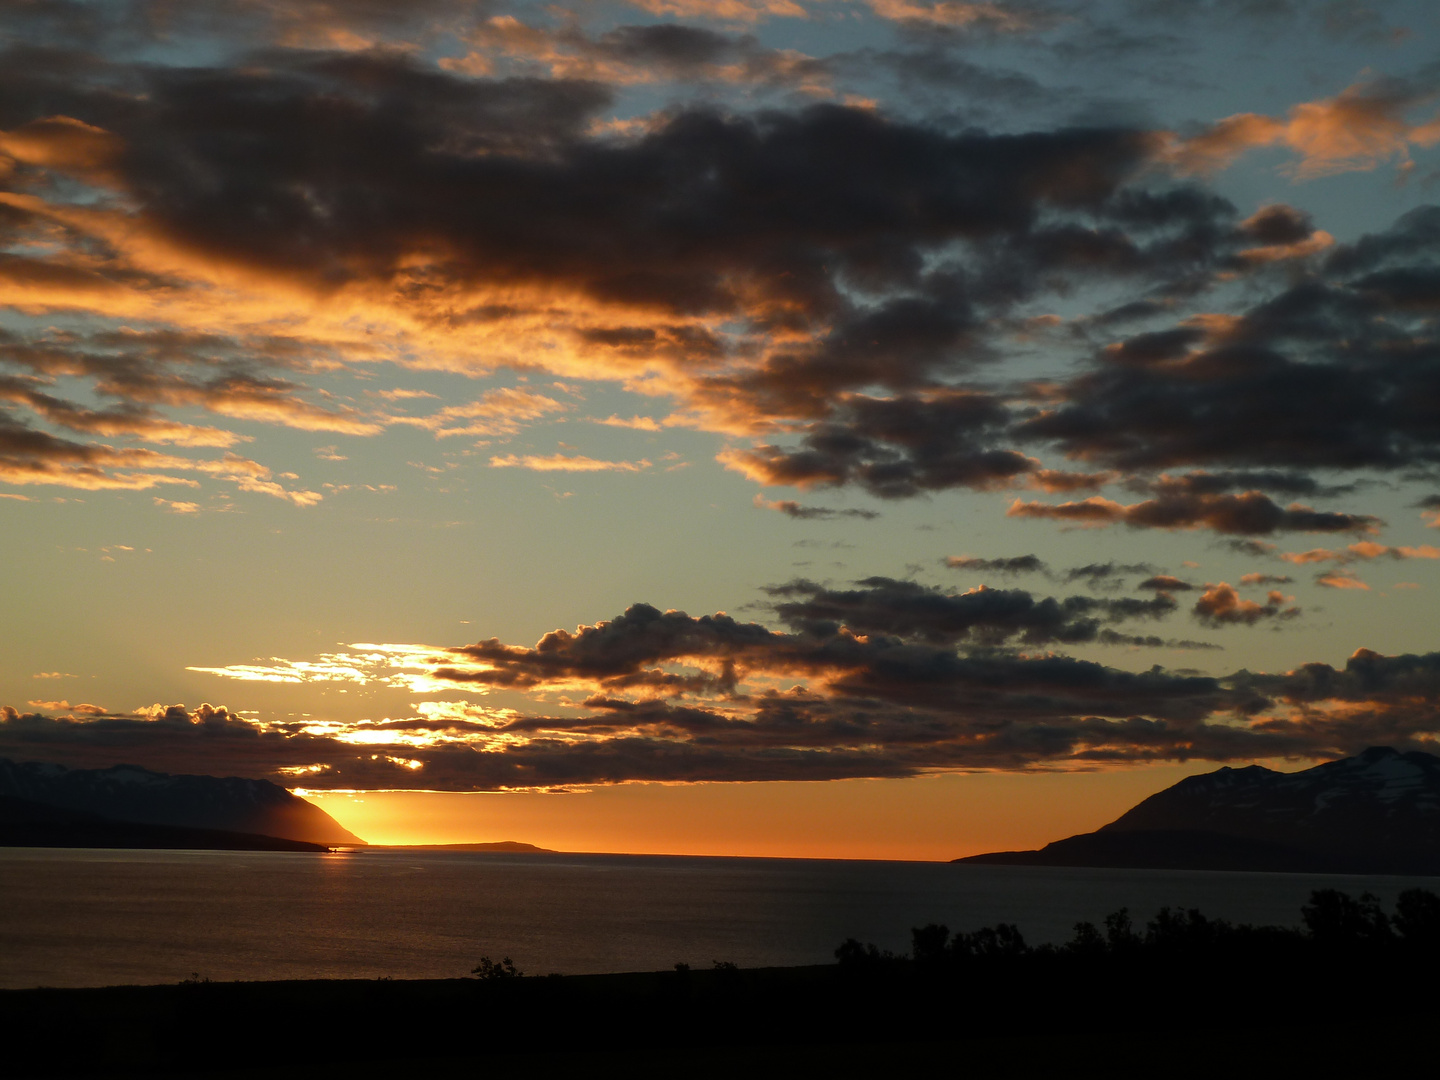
958;747;1440;875
379;841;555;853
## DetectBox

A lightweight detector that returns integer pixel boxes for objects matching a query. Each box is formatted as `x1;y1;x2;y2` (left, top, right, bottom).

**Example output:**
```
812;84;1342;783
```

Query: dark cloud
1;14;1436;552
764;576;1177;646
14;632;1440;786
754;495;879;520
1127;470;1354;499
1226;538;1278;557
724;392;1037;497
944;554;1048;574
9;36;1401;527
1008;492;1378;535
1022;211;1440;483
1138;574;1193;591
1238;203;1315;246
1062;561;1156;586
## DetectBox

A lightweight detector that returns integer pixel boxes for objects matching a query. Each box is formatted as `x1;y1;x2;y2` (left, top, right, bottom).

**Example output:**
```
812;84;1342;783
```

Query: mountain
0;759;365;847
957;747;1440;874
0;793;330;851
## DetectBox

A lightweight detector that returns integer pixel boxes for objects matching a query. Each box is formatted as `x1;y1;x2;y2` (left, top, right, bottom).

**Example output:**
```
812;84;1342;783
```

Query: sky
3;0;1440;859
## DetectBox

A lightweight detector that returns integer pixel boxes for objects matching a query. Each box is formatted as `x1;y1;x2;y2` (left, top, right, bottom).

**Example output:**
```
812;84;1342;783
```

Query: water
2;847;1437;989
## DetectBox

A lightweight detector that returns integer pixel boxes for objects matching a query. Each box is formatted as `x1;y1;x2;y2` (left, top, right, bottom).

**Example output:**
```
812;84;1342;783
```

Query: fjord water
3;848;1438;989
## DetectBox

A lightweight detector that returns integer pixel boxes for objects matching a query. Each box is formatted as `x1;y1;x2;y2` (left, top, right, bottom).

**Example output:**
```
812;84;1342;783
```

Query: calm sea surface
2;847;1437;989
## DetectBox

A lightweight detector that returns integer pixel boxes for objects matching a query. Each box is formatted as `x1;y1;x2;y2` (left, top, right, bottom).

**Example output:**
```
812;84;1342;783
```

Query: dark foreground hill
0;794;330;851
4;889;1438;1077
959;747;1440;873
0;758;363;846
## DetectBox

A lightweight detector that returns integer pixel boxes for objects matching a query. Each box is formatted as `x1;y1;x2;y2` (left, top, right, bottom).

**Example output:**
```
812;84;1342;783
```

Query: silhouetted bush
837;889;1440;983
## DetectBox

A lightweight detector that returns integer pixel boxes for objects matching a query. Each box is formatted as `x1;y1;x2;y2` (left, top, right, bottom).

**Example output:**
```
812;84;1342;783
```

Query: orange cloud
153;497;201;514
0;116;125;186
489;453;652;472
389;387;569;438
1193;583;1299;625
620;0;806;21
1239;572;1292;586
1027;468;1115;494
1168;79;1440;179
1281;541;1440;564
865;0;1038;30
595;415;664;431
1317;571;1370;590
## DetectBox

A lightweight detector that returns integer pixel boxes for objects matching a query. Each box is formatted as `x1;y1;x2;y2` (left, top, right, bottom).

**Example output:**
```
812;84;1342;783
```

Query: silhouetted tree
835;937;899;974
1393;888;1440;951
472;956;522;979
957;923;1027;959
1302;890;1391;950
1146;907;1230;954
1065;921;1107;957
911;923;950;971
1104;908;1141;953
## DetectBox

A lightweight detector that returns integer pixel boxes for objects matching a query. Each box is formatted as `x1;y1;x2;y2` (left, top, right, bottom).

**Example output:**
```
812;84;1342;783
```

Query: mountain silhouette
0;793;331;851
957;747;1440;873
0;758;364;846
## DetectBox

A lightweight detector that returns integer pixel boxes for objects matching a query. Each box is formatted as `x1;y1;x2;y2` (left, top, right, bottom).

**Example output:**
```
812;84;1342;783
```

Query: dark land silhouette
959;746;1440;873
0;758;363;846
3;889;1438;1076
0;794;330;852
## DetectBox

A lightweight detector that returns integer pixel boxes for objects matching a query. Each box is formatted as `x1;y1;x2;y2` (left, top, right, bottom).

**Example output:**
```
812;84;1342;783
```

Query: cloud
595;415;663;431
619;0;807;23
1062;562;1157;587
719;392;1040;498
944;554;1047;575
1193;582;1300;626
1316;571;1370;590
489;453;652;472
0;32;1436;542
1007;493;1378;535
443;18;830;92
0;375;247;448
1281;541;1440;565
18;618;1440;786
753;494;879;519
764;576;1178;647
152;497;201;514
0;410;318;503
863;0;1042;32
1239;572;1293;586
390;387;569;438
1166;77;1440;179
1139;574;1193;591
